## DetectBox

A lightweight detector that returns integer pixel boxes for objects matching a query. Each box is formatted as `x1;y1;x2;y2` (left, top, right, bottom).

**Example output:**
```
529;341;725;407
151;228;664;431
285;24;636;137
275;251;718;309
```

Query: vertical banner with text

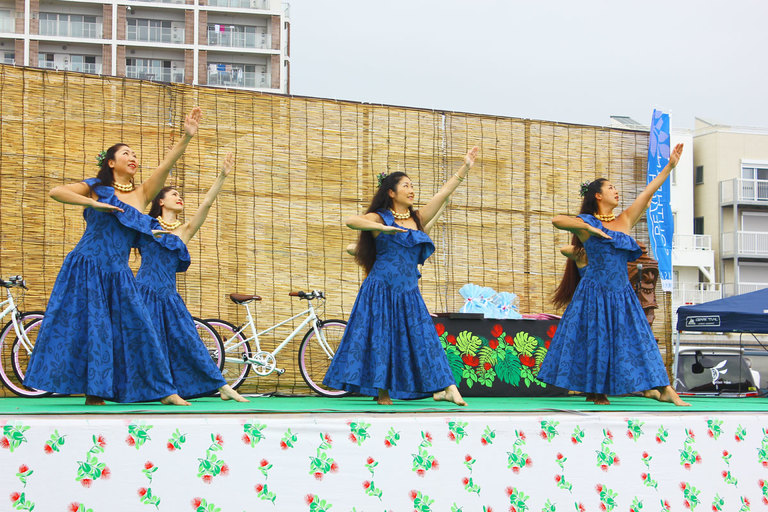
647;109;673;291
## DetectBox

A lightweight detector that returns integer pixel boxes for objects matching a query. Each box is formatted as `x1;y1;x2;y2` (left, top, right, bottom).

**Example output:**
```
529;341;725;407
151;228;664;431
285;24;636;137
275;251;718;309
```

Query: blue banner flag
646;110;673;291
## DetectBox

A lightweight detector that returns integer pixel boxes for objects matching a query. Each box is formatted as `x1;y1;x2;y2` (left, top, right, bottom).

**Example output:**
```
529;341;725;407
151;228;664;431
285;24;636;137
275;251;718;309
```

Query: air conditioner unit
171;27;183;43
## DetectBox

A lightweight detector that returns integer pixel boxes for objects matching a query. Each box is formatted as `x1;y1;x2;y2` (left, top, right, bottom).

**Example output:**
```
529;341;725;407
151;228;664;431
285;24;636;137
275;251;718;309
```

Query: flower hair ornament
579;181;591;197
376;171;389;187
96;150;107;168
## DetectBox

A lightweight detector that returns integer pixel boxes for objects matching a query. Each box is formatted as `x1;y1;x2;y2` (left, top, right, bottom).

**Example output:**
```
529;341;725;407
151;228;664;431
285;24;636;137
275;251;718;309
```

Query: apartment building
0;0;289;92
694;118;768;297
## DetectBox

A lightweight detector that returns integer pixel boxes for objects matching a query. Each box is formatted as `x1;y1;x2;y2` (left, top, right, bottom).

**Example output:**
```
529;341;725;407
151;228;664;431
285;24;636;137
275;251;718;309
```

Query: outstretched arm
139;107;202;207
50;181;124;212
417;146;478;226
345;212;407;236
621;143;683;228
552;215;611;243
179;152;233;244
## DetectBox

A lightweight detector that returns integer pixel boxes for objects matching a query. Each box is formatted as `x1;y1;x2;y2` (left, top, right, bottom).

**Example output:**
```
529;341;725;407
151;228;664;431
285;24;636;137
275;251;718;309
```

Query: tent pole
672;330;681;390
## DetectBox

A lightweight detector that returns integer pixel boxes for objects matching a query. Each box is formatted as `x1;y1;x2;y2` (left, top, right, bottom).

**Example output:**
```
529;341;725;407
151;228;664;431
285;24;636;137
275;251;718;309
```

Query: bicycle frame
1;287;33;356
222;299;326;365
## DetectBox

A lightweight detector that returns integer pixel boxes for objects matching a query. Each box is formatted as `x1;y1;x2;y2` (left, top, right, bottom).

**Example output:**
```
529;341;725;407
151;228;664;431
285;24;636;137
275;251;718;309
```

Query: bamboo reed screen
0;65;672;397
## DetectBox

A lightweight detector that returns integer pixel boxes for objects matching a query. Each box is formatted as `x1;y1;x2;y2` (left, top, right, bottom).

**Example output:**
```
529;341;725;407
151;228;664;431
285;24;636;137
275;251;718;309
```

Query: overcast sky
287;0;768;130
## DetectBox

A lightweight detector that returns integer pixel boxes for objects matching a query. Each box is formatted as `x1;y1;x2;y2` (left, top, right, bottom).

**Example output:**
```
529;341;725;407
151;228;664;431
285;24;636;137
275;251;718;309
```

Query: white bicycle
204;289;349;397
0;276;49;397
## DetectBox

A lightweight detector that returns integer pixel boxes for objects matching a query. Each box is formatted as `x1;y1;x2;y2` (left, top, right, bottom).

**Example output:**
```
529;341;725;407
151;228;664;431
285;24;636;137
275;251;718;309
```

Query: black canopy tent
674;288;768;382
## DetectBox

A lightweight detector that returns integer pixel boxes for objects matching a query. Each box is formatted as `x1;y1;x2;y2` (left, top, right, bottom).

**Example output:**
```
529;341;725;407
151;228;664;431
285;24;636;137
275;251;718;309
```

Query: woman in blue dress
24;107;202;405
324;146;479;406
137;152;247;402
538;143;688;406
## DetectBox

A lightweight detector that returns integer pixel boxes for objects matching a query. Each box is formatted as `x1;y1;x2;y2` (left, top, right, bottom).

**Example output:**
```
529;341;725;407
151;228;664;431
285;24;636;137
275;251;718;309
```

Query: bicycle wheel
298;319;350;397
192;317;225;371
1;312;51;397
204;318;251;390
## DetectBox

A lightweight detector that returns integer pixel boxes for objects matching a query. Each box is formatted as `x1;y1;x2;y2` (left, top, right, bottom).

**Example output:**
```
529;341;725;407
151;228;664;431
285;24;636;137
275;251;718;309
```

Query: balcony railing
723;282;768;297
673;234;712;251
207;69;268;88
207;0;269;9
38;61;102;74
0;17;14;33
136;0;185;4
721;231;768;257
125;66;184;83
39;20;102;39
721;178;768;204
672;282;723;306
207;31;269;49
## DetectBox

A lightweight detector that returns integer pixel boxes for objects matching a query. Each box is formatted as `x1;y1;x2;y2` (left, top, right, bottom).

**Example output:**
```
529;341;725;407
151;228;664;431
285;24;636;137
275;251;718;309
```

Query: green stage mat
0;395;767;415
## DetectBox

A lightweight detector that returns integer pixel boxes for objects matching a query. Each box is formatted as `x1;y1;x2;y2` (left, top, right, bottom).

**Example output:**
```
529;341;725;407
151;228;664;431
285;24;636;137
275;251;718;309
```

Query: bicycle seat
229;293;262;304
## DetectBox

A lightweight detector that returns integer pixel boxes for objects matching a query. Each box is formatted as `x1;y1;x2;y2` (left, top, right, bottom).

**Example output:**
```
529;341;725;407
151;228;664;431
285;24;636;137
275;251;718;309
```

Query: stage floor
3;395;768;511
1;394;767;414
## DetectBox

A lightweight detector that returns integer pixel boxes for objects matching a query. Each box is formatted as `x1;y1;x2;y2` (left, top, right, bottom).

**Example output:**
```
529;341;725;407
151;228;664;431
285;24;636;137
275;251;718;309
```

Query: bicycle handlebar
289;290;324;300
0;275;27;290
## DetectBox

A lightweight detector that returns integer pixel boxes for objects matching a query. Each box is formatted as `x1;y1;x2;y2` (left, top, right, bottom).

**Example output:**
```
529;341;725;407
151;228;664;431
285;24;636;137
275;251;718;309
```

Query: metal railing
39;20;101;39
207;69;268;88
38;61;102;74
125;66;184;83
207;0;269;9
722;282;768;297
207;30;269;49
0;17;14;33
721;231;768;257
721;178;768;203
672;234;712;251
672;282;723;306
126;26;184;44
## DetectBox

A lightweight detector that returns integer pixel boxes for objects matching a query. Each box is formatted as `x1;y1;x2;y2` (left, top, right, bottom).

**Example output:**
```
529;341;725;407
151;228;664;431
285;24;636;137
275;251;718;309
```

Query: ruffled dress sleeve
145;217;192;273
577;213;642;261
83;178;160;239
377;209;435;265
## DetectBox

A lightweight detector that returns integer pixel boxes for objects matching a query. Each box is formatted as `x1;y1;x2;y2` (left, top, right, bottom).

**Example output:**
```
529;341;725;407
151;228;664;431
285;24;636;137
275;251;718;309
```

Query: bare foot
593;393;610;405
377;389;393;406
585;393;597;402
434;385;467;406
160;394;190;406
85;395;105;406
219;385;249;402
642;389;662;400
656;385;690;406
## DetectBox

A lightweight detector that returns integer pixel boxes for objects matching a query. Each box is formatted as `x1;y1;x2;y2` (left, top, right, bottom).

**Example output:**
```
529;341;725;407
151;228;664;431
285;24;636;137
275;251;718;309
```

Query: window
125;58;183;83
2;51;14;64
38;13;99;38
38;53;100;73
207;23;268;48
207;62;268;88
695;165;704;185
127;19;173;43
741;163;768;201
693;217;704;235
0;9;13;33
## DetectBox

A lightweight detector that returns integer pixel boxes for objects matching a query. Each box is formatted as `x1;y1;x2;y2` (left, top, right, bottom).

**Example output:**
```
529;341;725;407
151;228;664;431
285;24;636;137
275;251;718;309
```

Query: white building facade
0;0;289;92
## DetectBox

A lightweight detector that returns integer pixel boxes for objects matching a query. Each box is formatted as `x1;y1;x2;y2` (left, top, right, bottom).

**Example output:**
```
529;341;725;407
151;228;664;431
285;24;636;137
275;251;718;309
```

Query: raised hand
464;146;479;168
668;143;684;168
221;152;234;177
184;107;202;138
91;201;124;213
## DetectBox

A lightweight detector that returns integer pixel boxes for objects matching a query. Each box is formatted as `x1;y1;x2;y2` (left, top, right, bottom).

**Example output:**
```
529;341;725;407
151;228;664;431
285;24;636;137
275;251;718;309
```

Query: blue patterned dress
538;214;670;395
24;179;178;402
323;209;456;399
135;231;226;398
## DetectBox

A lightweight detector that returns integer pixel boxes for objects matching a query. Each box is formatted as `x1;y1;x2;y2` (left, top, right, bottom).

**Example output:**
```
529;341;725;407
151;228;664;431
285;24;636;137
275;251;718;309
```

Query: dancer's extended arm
417;146;478;226
178;152;233;244
552;215;612;243
619;143;682;230
345;213;407;236
139;107;202;207
49;181;124;213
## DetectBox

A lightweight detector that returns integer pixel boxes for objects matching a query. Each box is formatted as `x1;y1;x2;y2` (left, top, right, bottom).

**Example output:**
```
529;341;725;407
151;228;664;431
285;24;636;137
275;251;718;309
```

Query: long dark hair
90;143;129;191
551;178;607;308
355;172;423;275
148;186;175;219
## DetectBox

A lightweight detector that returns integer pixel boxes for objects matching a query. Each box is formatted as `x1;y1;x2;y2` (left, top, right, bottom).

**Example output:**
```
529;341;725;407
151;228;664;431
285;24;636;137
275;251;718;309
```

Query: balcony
721;231;768;258
127;22;184;44
722;282;768;297
721;178;768;205
207;30;269;49
672;282;723;307
673;234;711;251
207;68;268;88
125;65;184;83
134;0;185;4
207;0;270;9
39;61;102;74
39;20;102;39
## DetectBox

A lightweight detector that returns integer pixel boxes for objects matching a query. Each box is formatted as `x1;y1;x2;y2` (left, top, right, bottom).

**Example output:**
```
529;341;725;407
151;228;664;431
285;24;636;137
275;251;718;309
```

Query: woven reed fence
0;65;671;397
